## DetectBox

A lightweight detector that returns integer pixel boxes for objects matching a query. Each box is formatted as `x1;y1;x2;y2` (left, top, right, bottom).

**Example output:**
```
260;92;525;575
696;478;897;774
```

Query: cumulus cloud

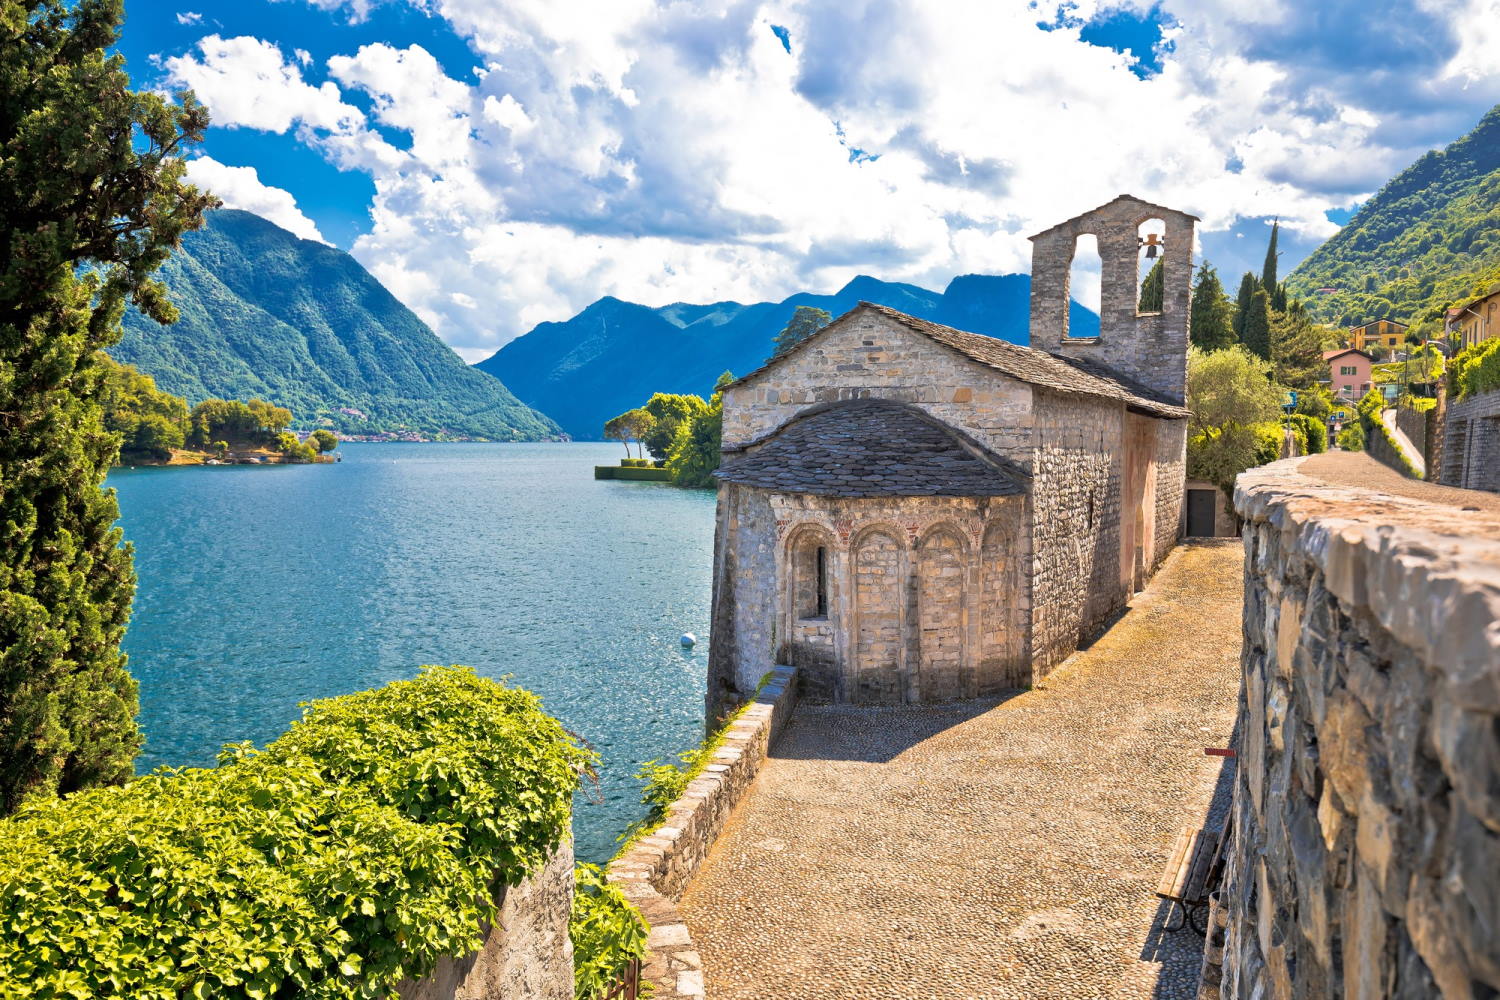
185;156;328;243
168;0;1500;362
176;11;202;25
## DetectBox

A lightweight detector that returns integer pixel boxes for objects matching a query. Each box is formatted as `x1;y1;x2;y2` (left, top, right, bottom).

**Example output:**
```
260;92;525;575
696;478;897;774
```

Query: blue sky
122;0;1500;360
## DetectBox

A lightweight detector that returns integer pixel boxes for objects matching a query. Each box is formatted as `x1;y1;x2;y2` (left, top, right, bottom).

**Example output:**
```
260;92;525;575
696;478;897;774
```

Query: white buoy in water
680;633;697;648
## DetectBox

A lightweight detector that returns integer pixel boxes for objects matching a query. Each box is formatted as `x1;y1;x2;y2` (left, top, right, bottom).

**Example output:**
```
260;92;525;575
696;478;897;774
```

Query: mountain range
1287;102;1500;335
114;210;560;441
476;274;1098;440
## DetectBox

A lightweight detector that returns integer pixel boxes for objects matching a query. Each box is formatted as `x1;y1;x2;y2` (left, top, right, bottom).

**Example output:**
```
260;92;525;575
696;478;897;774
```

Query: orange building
1348;319;1409;355
1445;282;1500;350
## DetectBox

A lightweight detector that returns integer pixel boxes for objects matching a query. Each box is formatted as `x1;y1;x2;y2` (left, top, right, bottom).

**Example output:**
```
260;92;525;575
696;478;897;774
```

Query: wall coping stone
1234;456;1500;687
606;666;798;1000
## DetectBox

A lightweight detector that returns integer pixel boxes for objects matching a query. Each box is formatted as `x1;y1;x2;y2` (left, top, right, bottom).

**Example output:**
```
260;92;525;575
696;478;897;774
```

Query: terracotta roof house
705;195;1196;716
1324;347;1374;402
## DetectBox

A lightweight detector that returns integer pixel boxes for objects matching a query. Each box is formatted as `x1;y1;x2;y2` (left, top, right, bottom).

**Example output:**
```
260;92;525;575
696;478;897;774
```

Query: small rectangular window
815;546;828;618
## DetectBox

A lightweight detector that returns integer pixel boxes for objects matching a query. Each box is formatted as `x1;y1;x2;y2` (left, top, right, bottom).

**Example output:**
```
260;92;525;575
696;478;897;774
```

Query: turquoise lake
108;442;715;863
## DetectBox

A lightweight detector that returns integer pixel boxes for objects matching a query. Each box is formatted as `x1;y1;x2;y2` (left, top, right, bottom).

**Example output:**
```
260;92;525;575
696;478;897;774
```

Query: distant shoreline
115;447;336;468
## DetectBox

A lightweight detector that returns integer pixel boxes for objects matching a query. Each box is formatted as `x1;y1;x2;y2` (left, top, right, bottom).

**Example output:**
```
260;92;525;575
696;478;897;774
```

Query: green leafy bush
1450;337;1500;400
1252;423;1286;465
1338;420;1366;451
1287;413;1328;454
0;666;593;1000
571;864;649;1000
620;458;649;468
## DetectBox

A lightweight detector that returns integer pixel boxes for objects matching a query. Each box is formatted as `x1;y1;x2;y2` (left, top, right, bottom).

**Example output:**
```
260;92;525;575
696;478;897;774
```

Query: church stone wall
706;484;780;722
721;312;1036;469
1220;459;1500;1000
1027;389;1125;674
1153;417;1188;567
705;485;1029;718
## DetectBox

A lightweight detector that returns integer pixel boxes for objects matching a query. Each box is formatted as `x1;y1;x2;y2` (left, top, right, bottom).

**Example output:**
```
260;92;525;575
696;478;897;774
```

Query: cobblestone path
678;540;1244;1000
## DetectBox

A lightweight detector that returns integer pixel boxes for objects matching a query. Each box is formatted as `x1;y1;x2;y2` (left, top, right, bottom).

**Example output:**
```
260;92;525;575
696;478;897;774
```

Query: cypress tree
1137;259;1164;313
1242;289;1273;360
1233;272;1259;340
0;0;215;812
1262;219;1281;290
1189;262;1236;351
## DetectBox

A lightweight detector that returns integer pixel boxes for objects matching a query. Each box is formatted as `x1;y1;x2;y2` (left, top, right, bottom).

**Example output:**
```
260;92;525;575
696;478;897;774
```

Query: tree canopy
770;306;832;358
0;0;215;812
603;407;654;459
641;393;709;461
665;372;733;488
1186;346;1287;505
1189;263;1236;351
1240;288;1272;360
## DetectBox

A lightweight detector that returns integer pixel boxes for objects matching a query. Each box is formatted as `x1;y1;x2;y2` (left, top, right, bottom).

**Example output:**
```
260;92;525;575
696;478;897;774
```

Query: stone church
705;195;1196;718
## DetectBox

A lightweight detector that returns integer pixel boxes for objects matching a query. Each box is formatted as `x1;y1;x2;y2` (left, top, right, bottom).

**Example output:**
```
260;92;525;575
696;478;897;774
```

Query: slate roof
729;302;1190;419
714;398;1025;498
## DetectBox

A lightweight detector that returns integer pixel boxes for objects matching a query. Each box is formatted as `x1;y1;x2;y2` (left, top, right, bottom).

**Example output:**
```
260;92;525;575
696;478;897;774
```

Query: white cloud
172;2;1500;361
176;11;202;25
185;156;328;243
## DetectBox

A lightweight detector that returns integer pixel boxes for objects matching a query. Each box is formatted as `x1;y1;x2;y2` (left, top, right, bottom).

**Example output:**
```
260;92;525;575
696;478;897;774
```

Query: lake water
108;442;716;863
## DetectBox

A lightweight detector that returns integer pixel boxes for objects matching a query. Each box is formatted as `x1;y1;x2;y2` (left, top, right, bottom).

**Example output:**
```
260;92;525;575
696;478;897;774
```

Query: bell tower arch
1027;194;1198;405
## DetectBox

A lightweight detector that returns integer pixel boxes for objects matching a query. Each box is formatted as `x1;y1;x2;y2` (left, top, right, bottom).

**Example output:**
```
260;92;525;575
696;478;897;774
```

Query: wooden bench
1156;825;1223;935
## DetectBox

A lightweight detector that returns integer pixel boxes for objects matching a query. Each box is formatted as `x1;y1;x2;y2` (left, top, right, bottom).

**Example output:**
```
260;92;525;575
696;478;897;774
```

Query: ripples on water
109;442;715;862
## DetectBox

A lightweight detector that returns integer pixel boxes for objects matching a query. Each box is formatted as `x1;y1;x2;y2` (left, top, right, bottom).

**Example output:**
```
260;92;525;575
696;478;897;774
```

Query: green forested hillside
115;210;562;440
1286;103;1500;336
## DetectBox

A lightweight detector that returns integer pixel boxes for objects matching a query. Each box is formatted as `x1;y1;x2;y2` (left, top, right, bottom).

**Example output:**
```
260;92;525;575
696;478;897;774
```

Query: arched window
1067;234;1102;339
1137;218;1165;315
790;530;831;620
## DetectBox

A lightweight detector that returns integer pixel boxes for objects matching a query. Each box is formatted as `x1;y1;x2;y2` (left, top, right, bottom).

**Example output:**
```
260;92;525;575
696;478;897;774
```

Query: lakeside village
5;6;1500;1000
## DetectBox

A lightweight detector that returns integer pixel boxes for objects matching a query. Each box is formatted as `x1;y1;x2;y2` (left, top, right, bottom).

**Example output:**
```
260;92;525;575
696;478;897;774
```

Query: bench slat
1183;829;1222;902
1156;827;1197;899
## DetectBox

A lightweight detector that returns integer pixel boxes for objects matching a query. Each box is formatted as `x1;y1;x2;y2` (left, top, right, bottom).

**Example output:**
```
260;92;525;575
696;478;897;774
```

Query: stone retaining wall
607;666;798;1000
1438;387;1500;492
1220;457;1500;999
1364;416;1415;478
399;842;575;1000
1393;405;1429;464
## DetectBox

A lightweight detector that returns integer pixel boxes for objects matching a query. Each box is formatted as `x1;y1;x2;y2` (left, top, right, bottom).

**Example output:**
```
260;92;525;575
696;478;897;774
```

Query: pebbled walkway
678;541;1244;1000
1300;449;1500;516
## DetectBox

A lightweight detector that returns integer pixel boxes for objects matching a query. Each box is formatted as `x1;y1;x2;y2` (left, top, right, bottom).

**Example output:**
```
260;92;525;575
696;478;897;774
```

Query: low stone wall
1220;458;1500;998
399;842;575;1000
608;666;798;1000
1394;404;1429;463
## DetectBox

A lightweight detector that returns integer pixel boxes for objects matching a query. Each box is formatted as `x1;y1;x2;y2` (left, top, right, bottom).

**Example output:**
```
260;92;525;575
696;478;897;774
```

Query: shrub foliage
0;666;593;999
570;864;649;1000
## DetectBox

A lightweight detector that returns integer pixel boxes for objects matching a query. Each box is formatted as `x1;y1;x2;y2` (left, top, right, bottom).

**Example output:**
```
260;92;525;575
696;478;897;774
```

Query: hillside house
1348;318;1410;356
1446;282;1500;349
705;195;1195;716
1324;347;1374;402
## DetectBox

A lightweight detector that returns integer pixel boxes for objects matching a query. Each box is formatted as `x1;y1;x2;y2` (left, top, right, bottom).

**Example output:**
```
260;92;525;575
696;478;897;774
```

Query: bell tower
1028;194;1198;406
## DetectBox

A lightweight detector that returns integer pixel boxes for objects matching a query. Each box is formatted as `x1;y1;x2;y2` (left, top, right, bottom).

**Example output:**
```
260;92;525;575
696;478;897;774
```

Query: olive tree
1186;346;1285;509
